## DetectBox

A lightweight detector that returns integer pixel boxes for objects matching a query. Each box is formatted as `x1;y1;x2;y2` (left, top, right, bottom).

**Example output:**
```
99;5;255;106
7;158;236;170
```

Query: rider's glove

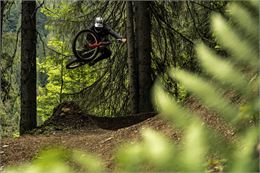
117;38;126;43
120;38;127;43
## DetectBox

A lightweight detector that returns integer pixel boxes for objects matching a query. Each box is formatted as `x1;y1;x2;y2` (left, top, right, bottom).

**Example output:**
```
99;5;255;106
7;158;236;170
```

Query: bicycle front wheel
72;29;99;61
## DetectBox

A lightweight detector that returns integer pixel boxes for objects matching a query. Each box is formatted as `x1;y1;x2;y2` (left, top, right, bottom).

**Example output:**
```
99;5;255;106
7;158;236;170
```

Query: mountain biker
88;17;127;66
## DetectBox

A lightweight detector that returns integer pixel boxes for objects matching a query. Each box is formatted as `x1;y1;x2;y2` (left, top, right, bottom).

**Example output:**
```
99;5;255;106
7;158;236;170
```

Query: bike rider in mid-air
87;17;127;66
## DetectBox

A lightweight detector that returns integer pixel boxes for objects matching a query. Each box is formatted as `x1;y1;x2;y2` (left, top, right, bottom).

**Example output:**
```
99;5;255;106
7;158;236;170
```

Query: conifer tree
20;0;37;134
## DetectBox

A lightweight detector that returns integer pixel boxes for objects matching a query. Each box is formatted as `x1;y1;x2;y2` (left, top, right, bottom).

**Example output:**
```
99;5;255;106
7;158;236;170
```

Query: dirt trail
0;100;234;170
0;102;179;170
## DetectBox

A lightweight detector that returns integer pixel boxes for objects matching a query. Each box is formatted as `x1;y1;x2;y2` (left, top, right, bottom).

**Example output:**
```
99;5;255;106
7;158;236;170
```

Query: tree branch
150;3;194;45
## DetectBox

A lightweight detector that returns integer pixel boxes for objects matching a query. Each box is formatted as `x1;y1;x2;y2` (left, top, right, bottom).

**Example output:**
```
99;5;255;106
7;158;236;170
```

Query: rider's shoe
88;59;97;66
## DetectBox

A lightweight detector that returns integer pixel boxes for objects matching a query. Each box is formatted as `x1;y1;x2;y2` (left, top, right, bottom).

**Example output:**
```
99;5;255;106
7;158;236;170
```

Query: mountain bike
66;29;119;69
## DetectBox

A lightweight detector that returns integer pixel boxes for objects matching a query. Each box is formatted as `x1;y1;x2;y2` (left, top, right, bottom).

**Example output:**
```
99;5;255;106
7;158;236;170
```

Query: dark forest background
1;0;229;136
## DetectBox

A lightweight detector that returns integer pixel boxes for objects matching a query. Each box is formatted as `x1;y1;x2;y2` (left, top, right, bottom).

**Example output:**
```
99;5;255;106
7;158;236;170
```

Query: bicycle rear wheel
66;58;86;69
72;29;99;61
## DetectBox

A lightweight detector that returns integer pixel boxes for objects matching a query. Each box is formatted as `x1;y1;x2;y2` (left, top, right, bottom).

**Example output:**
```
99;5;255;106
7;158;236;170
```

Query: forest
0;0;259;172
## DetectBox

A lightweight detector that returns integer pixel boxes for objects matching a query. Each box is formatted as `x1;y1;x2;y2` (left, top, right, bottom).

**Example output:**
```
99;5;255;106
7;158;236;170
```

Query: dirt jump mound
36;102;98;133
35;101;156;133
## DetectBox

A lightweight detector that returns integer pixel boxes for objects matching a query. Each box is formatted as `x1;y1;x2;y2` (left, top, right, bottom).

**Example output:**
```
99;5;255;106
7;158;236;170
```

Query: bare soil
0;100;235;171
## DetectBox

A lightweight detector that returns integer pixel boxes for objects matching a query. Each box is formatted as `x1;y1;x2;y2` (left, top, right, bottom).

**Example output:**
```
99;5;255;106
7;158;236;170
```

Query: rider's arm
105;25;122;40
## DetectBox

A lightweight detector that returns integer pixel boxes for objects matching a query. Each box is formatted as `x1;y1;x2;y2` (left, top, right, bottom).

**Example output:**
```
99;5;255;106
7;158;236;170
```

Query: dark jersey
90;24;122;42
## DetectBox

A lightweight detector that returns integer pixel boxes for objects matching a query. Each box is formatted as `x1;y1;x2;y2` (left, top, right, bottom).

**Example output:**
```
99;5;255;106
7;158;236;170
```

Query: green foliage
152;1;259;172
36;35;100;121
116;1;259;172
4;147;104;173
2;2;20;33
1;9;21;137
38;0;130;116
150;1;227;95
1;0;48;135
38;0;227;117
3;1;259;172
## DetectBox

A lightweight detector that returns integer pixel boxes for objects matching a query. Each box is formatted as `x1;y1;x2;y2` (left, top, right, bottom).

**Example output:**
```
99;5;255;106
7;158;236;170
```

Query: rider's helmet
94;17;104;28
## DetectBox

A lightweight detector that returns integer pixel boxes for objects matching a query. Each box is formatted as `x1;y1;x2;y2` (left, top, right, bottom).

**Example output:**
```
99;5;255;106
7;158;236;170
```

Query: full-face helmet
94;17;104;28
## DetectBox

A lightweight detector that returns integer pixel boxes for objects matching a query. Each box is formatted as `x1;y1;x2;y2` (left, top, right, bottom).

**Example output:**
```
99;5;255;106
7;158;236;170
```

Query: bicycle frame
88;41;112;49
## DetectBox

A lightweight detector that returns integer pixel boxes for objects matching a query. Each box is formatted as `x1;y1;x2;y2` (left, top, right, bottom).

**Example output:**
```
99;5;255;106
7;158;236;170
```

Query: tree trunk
0;1;3;40
135;1;153;113
0;0;4;95
126;1;139;114
20;0;37;135
0;1;3;42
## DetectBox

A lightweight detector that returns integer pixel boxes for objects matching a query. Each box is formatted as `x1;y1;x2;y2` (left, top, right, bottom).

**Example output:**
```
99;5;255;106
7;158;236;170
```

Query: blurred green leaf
153;82;199;127
141;128;175;170
180;123;207;172
4;148;73;173
231;128;259;172
72;150;104;172
196;43;249;94
228;3;258;40
116;143;144;172
170;69;238;121
211;14;258;69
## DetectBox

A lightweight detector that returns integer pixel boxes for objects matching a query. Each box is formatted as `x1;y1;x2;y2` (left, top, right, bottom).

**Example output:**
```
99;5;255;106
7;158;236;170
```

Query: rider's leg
89;47;112;66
